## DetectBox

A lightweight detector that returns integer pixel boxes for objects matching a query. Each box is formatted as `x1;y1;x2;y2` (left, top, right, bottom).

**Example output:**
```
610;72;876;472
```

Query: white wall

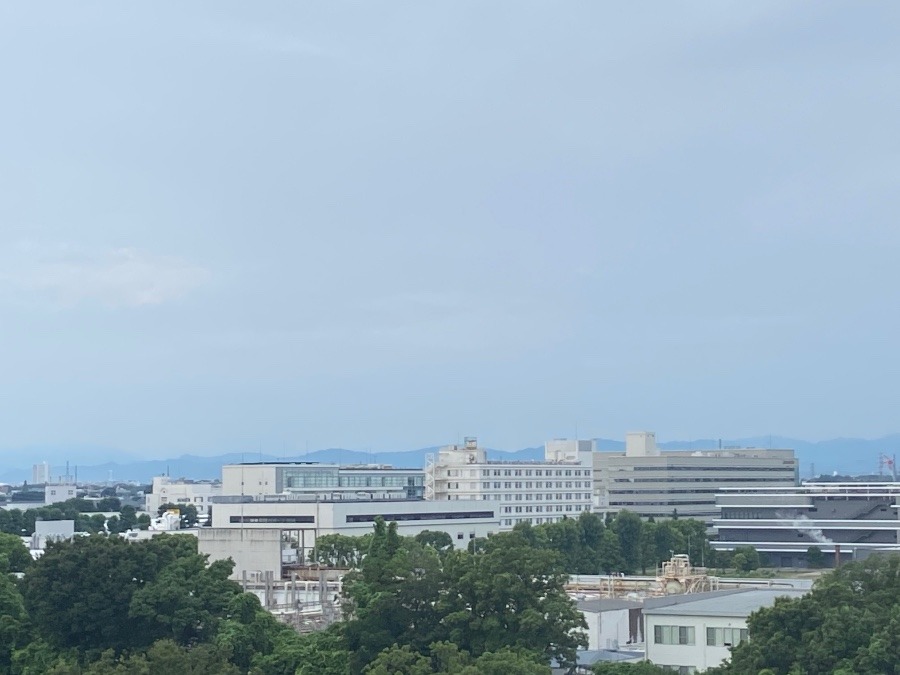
645;612;747;673
197;528;283;580
582;608;633;651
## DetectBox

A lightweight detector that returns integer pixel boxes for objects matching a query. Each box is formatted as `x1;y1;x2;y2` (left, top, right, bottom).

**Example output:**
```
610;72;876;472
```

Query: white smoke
779;512;833;544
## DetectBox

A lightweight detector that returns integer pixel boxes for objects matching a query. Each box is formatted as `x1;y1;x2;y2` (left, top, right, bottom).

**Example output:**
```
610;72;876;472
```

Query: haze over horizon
2;3;899;458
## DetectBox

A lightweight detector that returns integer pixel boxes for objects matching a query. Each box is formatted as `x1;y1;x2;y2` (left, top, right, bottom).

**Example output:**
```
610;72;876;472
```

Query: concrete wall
197;528;283;580
582;608;633;650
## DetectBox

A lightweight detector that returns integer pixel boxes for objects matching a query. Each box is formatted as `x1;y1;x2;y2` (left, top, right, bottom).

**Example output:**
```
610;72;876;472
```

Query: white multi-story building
145;476;222;518
594;432;798;520
220;462;425;500
425;437;594;529
32;462;51;485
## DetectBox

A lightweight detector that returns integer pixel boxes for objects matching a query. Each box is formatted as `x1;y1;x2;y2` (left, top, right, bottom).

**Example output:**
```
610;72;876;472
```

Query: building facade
205;496;499;578
221;463;424;500
594;432;798;520
712;482;900;566
643;589;807;673
44;484;76;505
145;476;222;518
425;437;594;528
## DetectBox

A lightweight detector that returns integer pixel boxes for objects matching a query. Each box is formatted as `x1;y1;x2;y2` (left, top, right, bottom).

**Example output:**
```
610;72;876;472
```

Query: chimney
834;544;841;568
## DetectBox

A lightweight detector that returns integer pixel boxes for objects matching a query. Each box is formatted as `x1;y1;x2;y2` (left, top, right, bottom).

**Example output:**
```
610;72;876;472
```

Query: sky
1;2;899;459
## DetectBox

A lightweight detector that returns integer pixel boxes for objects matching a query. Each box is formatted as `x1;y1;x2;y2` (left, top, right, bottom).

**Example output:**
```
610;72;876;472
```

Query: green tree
0;572;29;674
364;644;432;675
731;546;760;572
806;545;824;568
129;555;240;646
726;555;900;674
0;532;32;572
21;534;223;654
250;626;350;675
439;530;586;670
612;511;642;573
414;530;454;556
343;520;444;671
597;528;624;574
639;520;657;574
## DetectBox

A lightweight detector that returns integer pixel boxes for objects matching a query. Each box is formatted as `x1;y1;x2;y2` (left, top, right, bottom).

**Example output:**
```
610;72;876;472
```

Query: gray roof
551;649;644;668
577;597;643;613
643;589;808;618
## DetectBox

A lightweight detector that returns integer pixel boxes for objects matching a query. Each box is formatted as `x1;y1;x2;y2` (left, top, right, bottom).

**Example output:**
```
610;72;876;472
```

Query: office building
425;437;594;528
594;432;798;520
221;462;424;500
713;482;900;566
145;476;222;518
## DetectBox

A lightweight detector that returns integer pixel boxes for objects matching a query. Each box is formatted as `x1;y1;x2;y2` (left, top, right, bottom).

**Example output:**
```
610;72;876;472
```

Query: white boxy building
642;589;807;673
425;437;594;528
203;496;500;579
145;476;222;519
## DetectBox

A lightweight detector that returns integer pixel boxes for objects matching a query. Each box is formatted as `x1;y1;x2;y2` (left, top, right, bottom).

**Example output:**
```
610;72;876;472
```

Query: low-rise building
713;482;900;566
425;437;594;528
145;476;222;519
643;589;807;673
44;484;76;505
594;432;798;520
577;597;644;650
205;496;499;579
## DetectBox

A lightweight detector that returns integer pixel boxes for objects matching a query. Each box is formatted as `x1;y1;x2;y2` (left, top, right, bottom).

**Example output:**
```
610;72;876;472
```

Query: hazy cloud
0;243;209;308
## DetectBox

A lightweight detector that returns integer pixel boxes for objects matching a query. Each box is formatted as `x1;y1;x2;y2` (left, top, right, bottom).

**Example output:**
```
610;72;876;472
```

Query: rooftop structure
425;437;594;529
594;432;798;520
221;462;424;501
713;482;900;566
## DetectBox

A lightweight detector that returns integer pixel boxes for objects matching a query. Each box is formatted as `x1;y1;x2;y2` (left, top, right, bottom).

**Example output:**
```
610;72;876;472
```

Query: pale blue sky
1;2;899;458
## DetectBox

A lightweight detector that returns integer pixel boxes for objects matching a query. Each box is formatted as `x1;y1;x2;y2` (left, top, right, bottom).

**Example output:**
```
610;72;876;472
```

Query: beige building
594;432;798;520
425;437;594;529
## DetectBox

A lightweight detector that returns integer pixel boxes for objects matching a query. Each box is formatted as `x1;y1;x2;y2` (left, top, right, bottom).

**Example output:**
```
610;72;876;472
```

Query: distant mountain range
2;435;898;484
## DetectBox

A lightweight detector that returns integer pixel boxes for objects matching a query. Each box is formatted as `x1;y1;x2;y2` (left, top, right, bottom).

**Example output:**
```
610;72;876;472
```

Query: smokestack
834;544;841;568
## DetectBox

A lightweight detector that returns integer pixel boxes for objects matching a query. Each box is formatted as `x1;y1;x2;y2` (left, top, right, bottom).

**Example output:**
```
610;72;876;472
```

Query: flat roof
644;589;807;618
577;598;643;612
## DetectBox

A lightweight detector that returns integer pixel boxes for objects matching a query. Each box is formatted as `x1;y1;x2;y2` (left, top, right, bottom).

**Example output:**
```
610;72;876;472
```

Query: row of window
482;481;588;489
480;492;591;501
501;516;567;526
653;625;748;648
440;468;586;478
503;504;586;514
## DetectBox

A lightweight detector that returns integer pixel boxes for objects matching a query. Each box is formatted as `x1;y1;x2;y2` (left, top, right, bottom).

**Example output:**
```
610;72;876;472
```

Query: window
456;533;463;540
654;625;695;646
706;627;749;647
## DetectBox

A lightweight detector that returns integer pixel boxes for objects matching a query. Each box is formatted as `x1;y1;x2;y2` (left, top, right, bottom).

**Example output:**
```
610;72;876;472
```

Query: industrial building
425;437;594;528
221;462;425;500
712;482;900;566
594;432;798;520
643;588;807;673
202;496;499;579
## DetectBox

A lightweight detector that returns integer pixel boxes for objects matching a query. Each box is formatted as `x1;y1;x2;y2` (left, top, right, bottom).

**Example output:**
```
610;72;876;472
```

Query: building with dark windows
712;482;900;566
593;432;798;521
221;462;425;500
